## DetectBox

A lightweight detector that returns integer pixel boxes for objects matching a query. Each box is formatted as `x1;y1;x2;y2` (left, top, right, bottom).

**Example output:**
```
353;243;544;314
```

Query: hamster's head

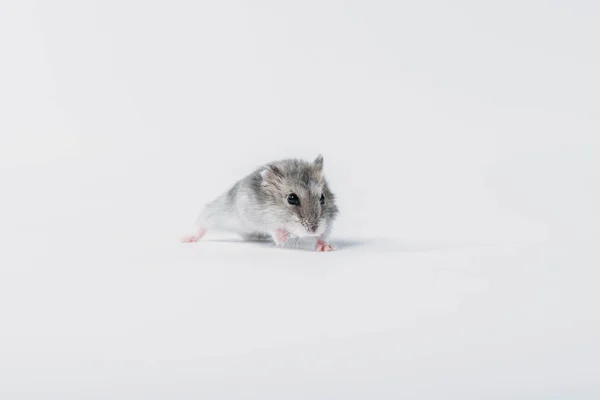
259;155;339;238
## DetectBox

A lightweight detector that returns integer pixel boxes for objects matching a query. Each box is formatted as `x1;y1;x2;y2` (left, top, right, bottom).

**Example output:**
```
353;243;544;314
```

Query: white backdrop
1;1;599;399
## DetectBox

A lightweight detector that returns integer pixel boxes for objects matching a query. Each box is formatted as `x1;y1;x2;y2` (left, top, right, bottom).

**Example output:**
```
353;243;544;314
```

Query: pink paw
180;228;206;243
316;240;335;252
274;228;289;246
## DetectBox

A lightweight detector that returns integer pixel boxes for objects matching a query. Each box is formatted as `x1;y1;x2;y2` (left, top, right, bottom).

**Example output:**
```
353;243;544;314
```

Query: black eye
320;193;325;205
287;193;300;206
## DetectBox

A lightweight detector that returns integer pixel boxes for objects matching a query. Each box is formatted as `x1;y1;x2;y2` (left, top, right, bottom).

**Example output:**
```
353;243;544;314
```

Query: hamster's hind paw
316;239;335;252
180;228;206;243
181;235;199;243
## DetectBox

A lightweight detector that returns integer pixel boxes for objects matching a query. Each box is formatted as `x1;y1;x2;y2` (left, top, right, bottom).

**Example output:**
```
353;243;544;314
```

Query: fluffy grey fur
194;155;338;244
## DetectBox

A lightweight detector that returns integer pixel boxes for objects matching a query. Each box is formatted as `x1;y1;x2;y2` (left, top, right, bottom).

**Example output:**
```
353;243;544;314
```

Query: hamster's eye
287;193;300;206
320;193;325;205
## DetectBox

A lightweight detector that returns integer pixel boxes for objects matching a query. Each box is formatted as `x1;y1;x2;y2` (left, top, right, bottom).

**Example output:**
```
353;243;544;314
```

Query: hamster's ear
313;154;324;172
312;154;325;182
260;165;284;187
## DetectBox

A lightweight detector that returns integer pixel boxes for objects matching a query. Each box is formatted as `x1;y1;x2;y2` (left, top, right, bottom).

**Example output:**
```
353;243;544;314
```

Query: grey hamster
181;155;339;251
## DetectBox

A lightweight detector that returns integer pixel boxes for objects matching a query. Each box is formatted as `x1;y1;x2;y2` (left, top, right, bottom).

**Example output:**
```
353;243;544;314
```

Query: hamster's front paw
273;228;290;246
315;239;335;252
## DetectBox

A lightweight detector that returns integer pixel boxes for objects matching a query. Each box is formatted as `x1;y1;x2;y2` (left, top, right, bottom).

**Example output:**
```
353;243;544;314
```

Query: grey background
1;1;598;399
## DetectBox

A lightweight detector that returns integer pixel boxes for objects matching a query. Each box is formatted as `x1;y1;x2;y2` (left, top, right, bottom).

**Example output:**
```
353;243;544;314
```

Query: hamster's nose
308;223;319;233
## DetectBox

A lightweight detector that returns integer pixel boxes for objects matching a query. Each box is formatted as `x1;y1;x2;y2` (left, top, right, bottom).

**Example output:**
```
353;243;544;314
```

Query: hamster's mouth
290;229;315;238
297;226;325;238
304;233;322;237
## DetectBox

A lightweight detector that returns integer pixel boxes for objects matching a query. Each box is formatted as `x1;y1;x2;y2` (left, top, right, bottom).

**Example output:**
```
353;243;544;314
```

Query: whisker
330;227;350;235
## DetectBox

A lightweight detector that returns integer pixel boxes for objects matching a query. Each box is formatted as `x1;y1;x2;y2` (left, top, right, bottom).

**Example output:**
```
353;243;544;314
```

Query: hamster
181;155;339;252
